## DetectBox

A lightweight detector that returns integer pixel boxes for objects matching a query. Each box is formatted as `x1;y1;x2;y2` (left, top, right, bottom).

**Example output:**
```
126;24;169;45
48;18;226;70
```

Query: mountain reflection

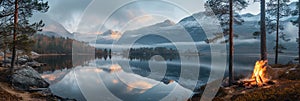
34;51;202;101
35;55;94;73
43;62;192;101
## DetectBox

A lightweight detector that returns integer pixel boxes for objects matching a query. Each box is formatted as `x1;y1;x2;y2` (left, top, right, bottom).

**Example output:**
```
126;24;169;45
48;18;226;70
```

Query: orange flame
250;60;269;86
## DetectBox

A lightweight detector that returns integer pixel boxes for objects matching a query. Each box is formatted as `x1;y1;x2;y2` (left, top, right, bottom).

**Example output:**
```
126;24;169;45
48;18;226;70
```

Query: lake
34;52;297;101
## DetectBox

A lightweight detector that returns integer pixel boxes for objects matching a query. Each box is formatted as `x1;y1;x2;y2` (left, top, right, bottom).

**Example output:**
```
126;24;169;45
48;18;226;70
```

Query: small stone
221;77;230;87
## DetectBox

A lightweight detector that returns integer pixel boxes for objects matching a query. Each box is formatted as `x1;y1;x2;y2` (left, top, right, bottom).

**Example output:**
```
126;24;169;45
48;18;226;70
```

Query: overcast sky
37;0;298;34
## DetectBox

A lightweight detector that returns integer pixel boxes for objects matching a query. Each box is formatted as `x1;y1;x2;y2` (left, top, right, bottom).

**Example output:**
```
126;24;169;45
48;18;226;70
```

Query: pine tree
205;0;248;86
266;0;291;64
0;23;12;68
205;0;248;40
0;0;49;74
289;1;300;63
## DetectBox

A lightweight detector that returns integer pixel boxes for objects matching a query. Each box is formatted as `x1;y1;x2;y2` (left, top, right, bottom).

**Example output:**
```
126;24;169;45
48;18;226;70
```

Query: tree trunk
275;0;280;64
3;48;6;68
16;53;18;67
229;0;234;85
261;0;267;61
10;0;18;75
298;0;300;64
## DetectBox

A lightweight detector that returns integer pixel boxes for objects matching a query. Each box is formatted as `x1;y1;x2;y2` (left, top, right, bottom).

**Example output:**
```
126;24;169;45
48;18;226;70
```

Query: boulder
12;66;49;90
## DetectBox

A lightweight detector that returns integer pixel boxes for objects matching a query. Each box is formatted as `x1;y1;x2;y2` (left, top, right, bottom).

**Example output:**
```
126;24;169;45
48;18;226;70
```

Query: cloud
36;0;290;35
135;15;155;23
120;15;168;31
77;0;206;34
36;0;206;35
45;0;92;33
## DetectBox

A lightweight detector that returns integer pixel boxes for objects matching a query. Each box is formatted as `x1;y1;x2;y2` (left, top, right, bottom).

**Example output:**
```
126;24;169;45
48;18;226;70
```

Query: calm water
35;52;297;101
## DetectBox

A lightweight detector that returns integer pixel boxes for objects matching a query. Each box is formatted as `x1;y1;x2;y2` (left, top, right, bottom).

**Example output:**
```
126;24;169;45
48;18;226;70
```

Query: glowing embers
239;60;274;88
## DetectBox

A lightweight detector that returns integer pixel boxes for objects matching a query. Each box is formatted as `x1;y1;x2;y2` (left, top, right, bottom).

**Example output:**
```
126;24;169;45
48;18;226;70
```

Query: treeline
95;48;112;60
32;34;95;55
32;35;72;54
129;47;179;61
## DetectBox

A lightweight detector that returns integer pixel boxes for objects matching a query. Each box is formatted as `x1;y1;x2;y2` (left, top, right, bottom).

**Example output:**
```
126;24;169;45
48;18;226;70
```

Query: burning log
239;60;274;88
250;60;269;86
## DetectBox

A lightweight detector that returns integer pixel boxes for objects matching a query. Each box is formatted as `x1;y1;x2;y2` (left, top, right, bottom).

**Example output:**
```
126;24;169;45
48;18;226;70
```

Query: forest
32;34;73;54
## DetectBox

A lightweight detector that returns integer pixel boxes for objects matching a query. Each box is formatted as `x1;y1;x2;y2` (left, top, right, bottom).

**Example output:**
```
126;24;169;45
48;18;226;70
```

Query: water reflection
35;55;94;73
95;48;112;60
35;51;297;100
41;69;69;84
43;62;193;101
35;55;73;73
36;54;213;100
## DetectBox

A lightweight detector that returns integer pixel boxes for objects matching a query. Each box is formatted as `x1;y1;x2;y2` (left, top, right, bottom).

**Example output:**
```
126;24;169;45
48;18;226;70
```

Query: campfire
239;60;274;88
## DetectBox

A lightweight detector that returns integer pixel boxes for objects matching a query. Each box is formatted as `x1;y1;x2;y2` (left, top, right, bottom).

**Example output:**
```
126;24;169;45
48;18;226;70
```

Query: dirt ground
190;64;300;101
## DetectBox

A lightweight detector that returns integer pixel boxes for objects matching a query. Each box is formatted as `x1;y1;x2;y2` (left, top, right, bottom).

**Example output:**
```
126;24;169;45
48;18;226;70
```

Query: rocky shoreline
0;66;76;101
0;51;81;100
0;51;77;101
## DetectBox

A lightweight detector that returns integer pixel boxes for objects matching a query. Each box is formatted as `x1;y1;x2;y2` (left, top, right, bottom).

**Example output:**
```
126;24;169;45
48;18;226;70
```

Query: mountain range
31;14;74;39
38;2;299;55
